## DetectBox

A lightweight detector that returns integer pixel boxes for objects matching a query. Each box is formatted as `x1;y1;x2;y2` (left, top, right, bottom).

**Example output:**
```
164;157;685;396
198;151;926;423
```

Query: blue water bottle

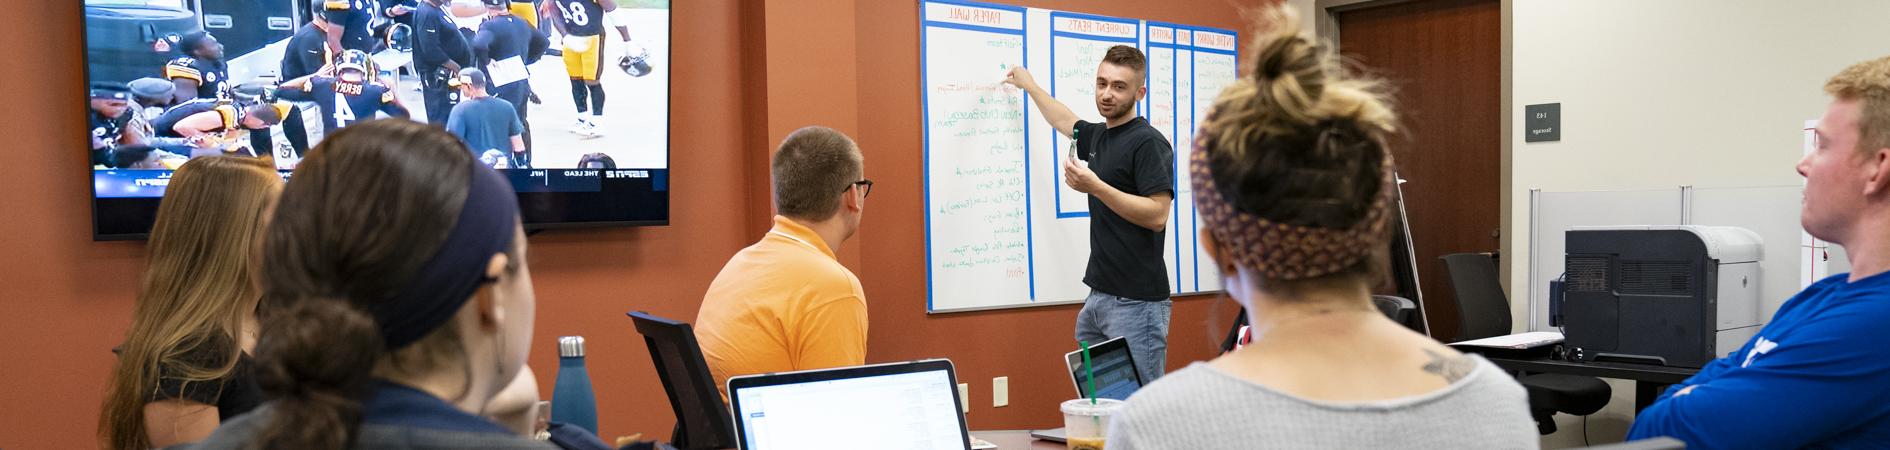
551;336;599;435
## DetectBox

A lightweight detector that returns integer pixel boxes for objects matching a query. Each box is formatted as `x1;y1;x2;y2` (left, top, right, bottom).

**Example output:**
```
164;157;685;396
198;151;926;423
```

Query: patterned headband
1190;125;1396;280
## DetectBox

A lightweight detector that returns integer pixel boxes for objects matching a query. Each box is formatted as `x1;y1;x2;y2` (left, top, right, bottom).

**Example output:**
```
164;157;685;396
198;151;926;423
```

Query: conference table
971;430;1067;449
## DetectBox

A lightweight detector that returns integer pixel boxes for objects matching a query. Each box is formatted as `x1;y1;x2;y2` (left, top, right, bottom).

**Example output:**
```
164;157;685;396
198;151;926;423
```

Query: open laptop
1033;337;1147;443
727;359;972;450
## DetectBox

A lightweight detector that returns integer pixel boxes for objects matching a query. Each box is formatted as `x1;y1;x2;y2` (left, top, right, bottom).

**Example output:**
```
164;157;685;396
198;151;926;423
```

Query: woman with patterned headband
1103;6;1536;449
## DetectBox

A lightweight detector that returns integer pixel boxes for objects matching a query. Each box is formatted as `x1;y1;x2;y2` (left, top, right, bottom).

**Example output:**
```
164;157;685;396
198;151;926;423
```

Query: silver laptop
1033;337;1146;443
727;359;971;450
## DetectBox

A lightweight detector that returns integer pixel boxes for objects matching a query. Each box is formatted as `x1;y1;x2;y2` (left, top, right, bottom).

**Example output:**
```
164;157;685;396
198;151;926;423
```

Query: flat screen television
84;0;670;239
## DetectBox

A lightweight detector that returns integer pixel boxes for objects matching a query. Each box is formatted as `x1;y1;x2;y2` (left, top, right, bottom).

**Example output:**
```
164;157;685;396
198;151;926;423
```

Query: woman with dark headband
182;119;552;450
1104;6;1536;449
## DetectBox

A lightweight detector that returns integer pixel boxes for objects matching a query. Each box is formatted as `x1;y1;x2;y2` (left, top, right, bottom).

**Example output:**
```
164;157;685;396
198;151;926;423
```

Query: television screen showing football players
86;0;671;239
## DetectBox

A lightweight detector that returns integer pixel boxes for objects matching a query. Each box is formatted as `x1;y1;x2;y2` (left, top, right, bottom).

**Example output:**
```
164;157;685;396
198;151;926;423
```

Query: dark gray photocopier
1560;226;1762;368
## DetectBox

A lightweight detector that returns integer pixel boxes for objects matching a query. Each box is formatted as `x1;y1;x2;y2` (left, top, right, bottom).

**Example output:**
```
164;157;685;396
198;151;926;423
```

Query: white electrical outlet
993;376;1009;407
959;383;970;413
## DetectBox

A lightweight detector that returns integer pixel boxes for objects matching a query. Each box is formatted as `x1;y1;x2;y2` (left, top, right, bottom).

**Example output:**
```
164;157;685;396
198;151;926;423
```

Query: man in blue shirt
445;68;524;168
471;0;548;168
1628;55;1890;448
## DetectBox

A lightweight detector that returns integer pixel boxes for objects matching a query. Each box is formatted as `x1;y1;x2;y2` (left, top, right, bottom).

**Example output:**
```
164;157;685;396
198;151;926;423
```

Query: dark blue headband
372;163;519;350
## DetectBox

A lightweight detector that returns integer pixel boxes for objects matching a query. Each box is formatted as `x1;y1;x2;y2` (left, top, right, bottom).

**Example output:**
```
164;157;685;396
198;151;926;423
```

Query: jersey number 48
563;1;590;26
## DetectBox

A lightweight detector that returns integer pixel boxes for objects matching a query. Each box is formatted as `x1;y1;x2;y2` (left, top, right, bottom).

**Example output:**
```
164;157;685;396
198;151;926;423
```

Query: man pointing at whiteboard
1006;45;1176;381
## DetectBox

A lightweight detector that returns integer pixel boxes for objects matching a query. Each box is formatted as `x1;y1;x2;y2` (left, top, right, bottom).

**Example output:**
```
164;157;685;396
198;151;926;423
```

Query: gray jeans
1075;290;1173;382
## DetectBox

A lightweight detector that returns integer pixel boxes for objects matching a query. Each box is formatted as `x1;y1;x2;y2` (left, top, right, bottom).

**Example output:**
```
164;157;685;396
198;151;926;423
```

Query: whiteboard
921;0;1238;312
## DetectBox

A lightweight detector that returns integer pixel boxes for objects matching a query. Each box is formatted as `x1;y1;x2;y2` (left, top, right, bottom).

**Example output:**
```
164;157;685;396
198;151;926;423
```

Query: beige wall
1506;0;1890;329
1301;0;1890;445
1510;0;1890;445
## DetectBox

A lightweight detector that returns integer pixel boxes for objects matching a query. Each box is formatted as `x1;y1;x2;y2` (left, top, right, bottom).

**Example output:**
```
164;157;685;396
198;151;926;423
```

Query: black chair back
1441;253;1512;341
1371;295;1425;333
627;311;736;450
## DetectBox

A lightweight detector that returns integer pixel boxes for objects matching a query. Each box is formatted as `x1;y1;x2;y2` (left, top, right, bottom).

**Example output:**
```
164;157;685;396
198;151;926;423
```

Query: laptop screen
729;362;968;450
1066;337;1143;401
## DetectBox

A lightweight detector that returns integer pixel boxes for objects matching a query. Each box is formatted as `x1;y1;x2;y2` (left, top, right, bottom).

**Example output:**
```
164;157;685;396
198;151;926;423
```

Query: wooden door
1337;0;1501;342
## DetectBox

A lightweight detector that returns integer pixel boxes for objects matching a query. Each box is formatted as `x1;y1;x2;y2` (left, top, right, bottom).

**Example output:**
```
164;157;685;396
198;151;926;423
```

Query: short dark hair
771;126;862;220
1103;45;1147;83
179;31;213;56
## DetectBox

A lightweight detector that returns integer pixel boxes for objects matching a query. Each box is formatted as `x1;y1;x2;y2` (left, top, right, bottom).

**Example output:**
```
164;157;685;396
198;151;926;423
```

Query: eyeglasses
844;179;875;198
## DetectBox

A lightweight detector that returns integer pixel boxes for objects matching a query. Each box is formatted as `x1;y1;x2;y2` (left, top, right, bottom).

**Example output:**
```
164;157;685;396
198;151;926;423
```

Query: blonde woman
98;156;282;449
1104;6;1535;449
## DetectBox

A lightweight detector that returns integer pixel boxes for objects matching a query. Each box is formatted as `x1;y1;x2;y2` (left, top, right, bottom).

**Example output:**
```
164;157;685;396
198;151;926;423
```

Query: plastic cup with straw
1081;340;1097;405
1081;340;1099;428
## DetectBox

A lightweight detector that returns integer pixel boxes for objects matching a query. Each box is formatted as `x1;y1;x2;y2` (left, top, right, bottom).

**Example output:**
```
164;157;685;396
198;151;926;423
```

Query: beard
1098;100;1132;122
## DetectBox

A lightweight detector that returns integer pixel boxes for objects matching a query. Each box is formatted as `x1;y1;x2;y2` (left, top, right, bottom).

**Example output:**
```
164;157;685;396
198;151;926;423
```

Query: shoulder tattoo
1421;348;1477;383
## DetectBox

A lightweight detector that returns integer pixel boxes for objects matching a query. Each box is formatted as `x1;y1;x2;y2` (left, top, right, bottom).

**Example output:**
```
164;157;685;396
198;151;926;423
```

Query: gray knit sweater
1106;357;1539;449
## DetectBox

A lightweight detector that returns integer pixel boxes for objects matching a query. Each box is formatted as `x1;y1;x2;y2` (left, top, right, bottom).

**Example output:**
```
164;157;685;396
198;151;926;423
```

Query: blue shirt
446;96;523;156
361;380;512;434
1628;271;1890;448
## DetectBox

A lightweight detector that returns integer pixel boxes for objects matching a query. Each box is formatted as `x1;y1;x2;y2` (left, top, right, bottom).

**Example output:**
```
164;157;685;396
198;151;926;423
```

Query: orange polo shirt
696;216;869;400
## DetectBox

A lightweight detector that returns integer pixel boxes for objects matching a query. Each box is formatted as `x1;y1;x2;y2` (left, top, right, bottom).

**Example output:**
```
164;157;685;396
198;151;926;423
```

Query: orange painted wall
0;0;1259;447
0;2;768;447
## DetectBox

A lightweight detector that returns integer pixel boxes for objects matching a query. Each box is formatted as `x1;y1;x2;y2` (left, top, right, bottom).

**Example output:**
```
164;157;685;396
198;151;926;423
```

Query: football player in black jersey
150;100;289;158
163;31;229;105
320;0;378;53
543;0;647;137
278;50;411;133
88;83;137;167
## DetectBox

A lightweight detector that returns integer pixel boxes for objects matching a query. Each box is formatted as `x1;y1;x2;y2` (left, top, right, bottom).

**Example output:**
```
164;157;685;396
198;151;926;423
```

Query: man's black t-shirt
1074;117;1175;301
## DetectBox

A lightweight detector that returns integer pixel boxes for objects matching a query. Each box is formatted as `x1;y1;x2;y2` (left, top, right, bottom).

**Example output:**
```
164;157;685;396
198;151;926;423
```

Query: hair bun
251;297;382;449
255;297;381;395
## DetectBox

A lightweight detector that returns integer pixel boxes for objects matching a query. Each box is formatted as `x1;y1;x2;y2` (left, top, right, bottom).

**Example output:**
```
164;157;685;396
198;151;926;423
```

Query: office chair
1371;295;1425;333
1442;253;1611;435
627;311;737;450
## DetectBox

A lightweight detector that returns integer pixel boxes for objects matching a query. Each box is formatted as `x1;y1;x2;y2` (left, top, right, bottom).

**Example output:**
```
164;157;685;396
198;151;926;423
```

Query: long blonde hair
99;156;281;450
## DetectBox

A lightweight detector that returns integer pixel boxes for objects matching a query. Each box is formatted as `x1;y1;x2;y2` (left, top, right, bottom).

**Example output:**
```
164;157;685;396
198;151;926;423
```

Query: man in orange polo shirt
696;126;872;400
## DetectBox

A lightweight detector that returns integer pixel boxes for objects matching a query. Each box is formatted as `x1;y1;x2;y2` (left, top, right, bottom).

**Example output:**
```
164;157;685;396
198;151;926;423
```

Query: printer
1559;226;1762;368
